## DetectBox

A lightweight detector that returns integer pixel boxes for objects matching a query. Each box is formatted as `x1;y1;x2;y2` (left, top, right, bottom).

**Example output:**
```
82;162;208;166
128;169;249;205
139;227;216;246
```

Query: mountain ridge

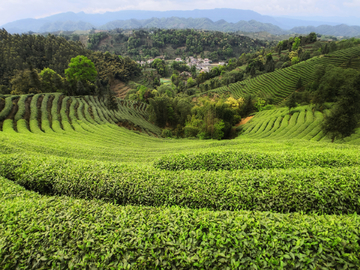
1;8;345;32
2;9;360;37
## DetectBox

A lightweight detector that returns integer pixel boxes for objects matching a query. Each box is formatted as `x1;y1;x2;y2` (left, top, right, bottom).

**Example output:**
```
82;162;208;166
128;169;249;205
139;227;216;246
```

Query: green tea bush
154;150;360;171
1;154;360;214
1;177;359;269
0;96;18;121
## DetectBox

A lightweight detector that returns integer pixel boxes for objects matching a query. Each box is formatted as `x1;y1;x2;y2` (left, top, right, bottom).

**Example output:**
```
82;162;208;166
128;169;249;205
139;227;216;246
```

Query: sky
0;0;359;26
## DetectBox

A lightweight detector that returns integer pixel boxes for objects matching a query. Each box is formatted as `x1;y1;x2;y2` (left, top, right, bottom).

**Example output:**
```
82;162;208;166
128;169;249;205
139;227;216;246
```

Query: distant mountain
2;8;359;37
99;17;289;35
291;24;360;37
1;8;344;34
278;15;360;28
39;21;95;32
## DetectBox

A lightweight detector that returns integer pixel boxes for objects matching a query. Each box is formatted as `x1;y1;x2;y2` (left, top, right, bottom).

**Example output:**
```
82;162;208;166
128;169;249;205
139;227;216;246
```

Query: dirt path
24;96;32;131
37;95;44;132
236;115;254;126
5;98;19;120
111;79;132;99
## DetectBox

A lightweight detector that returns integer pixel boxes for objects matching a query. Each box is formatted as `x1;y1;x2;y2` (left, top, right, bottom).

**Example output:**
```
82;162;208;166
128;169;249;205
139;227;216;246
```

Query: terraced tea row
2;153;360;214
155;149;360;171
1;92;360;268
209;46;360;103
2;176;359;269
0;93;161;136
239;105;350;143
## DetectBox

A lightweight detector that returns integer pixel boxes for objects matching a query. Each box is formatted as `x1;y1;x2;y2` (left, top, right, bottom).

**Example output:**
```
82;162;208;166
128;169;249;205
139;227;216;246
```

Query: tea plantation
208;46;360;104
0;94;360;269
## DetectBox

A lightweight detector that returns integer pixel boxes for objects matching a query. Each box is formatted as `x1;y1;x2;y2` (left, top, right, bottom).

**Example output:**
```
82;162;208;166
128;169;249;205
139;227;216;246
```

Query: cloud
344;0;360;6
0;0;359;26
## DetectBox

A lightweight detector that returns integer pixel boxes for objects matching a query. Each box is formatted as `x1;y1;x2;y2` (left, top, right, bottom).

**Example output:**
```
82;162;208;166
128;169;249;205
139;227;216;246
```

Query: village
137;56;226;73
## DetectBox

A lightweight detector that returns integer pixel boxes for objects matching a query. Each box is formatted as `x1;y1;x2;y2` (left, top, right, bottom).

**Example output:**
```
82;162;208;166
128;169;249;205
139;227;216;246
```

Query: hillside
1;91;360;267
85;28;276;61
241;105;360;144
205;45;360;103
98;17;289;35
0;93;161;136
292;24;360;38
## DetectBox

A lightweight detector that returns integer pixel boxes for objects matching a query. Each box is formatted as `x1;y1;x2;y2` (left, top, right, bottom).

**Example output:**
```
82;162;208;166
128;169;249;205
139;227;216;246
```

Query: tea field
0;94;360;269
207;45;360;104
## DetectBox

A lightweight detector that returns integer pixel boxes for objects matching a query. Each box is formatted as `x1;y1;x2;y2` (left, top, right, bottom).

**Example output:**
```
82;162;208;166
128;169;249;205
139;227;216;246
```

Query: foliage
10;69;42;95
1;177;359;269
39;68;64;93
286;93;297;112
65;55;97;85
0;29;141;97
207;46;360;104
87;28;276;61
151;59;167;77
1;93;360;266
148;95;192;129
322;73;360;141
292;37;301;51
0;153;359;216
184;97;242;139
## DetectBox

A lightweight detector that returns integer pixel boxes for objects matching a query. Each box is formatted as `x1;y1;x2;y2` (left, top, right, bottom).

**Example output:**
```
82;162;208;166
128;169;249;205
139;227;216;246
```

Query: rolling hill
206;45;360;104
1;90;360;267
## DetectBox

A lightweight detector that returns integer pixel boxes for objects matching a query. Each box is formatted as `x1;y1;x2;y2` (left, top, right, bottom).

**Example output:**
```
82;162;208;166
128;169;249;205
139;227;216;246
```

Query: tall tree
285;93;297;112
323;74;360;142
65;55;97;87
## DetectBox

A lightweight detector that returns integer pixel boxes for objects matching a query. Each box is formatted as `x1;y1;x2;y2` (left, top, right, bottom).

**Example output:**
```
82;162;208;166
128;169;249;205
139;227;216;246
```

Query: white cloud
344;0;360;6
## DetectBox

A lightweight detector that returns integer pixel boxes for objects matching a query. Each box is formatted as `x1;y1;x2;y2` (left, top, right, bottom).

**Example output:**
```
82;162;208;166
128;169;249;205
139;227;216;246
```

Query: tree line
85;28;276;61
0;29;141;97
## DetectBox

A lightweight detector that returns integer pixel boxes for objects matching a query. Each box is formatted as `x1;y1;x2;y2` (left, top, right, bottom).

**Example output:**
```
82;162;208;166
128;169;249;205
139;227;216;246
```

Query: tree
0;85;10;95
265;53;275;73
10;69;42;95
187;77;196;88
39;68;64;93
65;55;97;87
322;43;330;54
292;37;301;51
308;32;317;42
76;81;86;95
151;59;167;77
250;65;256;77
240;95;254;117
322;74;360;142
285;93;297;112
106;86;119;111
296;77;303;90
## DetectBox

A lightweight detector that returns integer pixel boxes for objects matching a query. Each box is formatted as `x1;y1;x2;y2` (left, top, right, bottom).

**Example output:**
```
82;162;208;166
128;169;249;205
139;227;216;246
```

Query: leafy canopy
65;55;97;85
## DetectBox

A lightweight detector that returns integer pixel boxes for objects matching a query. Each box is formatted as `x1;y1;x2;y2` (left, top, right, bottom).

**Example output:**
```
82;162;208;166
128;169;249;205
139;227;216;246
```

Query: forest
0;29;141;97
85;28;277;61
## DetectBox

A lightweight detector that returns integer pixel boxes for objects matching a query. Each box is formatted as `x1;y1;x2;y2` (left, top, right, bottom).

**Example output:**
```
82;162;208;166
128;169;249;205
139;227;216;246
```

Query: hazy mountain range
2;9;360;37
100;18;288;35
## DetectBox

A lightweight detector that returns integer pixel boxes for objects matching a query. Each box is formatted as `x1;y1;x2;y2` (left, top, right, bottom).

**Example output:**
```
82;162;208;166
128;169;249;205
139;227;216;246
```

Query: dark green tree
285;93;297;112
106;86;119;111
296;77;303;90
323;74;360;142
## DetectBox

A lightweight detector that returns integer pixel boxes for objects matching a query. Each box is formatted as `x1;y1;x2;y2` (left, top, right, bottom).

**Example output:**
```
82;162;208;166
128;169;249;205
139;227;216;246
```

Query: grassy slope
205;45;360;103
1;94;360;268
240;105;360;144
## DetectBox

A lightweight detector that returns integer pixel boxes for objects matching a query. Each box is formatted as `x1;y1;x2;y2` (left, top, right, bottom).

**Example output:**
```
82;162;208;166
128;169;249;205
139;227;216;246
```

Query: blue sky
0;0;359;26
